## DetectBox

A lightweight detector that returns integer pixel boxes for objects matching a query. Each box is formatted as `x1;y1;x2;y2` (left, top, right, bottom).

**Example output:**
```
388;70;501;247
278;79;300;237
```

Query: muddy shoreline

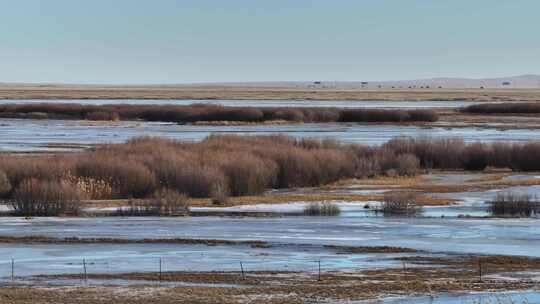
6;250;540;303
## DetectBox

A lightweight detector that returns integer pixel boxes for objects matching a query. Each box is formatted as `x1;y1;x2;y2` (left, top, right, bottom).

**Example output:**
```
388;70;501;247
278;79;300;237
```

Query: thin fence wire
0;257;326;285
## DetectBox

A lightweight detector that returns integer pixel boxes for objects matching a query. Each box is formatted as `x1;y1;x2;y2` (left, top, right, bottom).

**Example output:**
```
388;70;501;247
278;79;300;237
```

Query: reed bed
0;135;415;215
2;135;540;216
463;103;540;114
116;189;190;216
382;137;540;171
488;193;540;217
379;192;423;216
0;103;438;123
303;202;341;216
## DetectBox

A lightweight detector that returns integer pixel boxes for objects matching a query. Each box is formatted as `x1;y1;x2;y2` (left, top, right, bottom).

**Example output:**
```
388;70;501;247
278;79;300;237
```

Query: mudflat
2;84;540;101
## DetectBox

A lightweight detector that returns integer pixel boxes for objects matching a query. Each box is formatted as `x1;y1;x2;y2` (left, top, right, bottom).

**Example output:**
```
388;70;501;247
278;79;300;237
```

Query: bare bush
0;171;11;198
490;142;513;168
270;108;305;121
339;109;438;123
152;189;189;215
380;192;423;216
210;181;230;205
510;142;540;171
68;175;113;200
461;143;490;171
271;148;321;188
463;103;540;114
394;154;420;176
217;153;278;196
408;110;440;122
0;103;439;124
488;193;539;217
0;156;73;190
85;111;120;121
3;135;540;212
376;150;419;176
120;189;190;216
75;157;157;198
11;179;81;216
303;202;341;216
384;137;465;169
160;163;228;198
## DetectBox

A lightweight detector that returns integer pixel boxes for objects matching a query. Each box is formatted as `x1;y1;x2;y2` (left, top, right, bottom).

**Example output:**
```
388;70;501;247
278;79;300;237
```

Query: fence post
83;258;87;282
318;260;321;281
11;258;14;281
159;258;162;283
240;261;245;280
478;259;482;282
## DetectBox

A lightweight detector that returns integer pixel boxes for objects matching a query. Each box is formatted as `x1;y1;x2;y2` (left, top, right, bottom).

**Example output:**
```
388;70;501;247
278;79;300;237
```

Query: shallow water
376;291;540;304
191;201;489;218
0;216;539;257
1;99;479;108
0;242;411;279
502;175;540;182
434;185;540;207
3;119;540;152
190;201;378;215
1;191;540;279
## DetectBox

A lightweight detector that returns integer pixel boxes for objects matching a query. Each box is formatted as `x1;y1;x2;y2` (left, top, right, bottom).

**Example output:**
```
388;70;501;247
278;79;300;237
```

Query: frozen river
1;214;539;279
1;99;480;108
0;242;411;279
1;215;539;257
0;214;538;279
2;119;540;152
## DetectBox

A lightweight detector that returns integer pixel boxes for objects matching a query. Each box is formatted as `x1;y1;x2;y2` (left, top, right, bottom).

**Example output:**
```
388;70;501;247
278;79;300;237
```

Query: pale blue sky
1;0;539;84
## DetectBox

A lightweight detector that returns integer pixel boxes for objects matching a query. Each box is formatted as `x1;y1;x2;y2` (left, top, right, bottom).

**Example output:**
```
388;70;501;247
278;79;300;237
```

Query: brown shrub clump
149;189;190;215
0;170;11;198
74;157;157;198
2;135;540;214
216;153;278;196
0;135;399;206
0;156;72;190
120;189;190;216
0;103;439;124
11;179;81;216
383;137;540;172
85;111;120;121
380;192;423;216
303;202;341;216
488;193;540;217
339;109;438;123
463;103;540;114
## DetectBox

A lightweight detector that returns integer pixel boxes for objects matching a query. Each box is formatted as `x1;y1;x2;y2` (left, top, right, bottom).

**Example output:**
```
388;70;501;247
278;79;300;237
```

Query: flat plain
2;87;540;303
3;83;540;101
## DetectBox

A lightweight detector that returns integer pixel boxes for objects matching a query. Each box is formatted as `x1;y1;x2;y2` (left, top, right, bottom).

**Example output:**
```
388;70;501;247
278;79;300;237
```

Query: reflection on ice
376;291;540;304
0;215;539;257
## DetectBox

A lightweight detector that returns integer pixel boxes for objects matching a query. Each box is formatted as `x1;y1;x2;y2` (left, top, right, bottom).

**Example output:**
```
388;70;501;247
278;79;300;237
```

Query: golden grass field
2;84;540;101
